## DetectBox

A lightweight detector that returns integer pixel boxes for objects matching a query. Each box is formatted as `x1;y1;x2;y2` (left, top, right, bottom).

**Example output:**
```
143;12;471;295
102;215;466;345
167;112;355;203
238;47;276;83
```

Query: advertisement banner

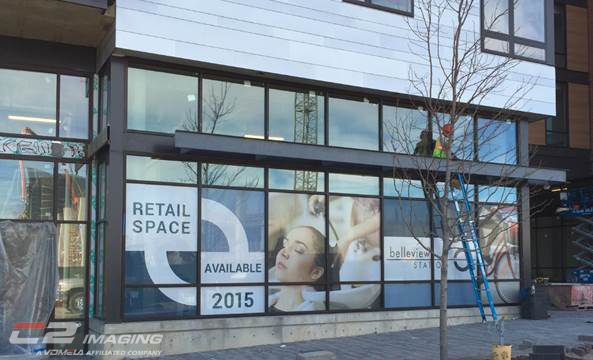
201;188;265;284
383;236;431;281
125;183;197;306
200;286;265;315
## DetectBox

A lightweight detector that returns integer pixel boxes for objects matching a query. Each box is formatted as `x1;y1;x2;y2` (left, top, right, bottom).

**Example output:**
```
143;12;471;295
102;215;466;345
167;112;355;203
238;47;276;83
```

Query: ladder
449;173;498;322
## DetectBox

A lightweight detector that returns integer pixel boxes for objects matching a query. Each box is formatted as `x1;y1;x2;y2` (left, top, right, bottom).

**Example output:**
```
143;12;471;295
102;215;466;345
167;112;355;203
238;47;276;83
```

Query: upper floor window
481;0;552;64
343;0;413;16
0;69;90;139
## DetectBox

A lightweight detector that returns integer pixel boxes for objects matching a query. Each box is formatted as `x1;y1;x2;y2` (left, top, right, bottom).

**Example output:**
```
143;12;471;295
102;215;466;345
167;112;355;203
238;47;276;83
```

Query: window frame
343;0;414;17
480;0;554;65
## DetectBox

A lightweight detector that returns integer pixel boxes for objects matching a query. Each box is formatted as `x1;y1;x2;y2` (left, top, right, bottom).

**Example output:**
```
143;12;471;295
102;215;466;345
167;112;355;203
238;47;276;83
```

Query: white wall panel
115;0;556;116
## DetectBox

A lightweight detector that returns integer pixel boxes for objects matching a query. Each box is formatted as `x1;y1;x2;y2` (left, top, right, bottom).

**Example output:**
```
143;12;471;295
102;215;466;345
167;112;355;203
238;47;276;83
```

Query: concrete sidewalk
157;311;593;360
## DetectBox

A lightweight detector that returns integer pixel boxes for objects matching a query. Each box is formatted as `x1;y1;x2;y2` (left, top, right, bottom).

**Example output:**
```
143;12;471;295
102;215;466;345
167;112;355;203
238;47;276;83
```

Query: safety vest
433;139;447;159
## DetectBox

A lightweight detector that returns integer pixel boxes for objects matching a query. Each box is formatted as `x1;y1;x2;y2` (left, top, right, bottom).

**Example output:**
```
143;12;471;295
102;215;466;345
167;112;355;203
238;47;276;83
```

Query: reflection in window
483;0;509;34
201;164;264;188
124;287;196;318
57;163;87;221
59;75;89;139
328;196;381;282
329;96;378;151
329;283;381;310
383;105;427;154
202;78;264;138
514;0;545;42
477;118;516;164
481;0;549;62
0;159;53;220
0;69;57;136
434;113;474;161
56;224;86;319
384;283;431;308
126;155;198;184
268;168;324;192
383;178;425;198
127;68;198;133
328;173;379;195
269;88;324;144
345;0;413;14
201;188;265;284
478;185;517;203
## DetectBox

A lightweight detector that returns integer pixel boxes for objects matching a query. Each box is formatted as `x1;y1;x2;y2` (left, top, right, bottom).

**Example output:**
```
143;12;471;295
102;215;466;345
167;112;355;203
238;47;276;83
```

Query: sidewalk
157;311;593;360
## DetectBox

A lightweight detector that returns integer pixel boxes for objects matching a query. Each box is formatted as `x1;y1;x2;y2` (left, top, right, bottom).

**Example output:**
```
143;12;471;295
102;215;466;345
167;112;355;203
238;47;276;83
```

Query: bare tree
382;1;548;358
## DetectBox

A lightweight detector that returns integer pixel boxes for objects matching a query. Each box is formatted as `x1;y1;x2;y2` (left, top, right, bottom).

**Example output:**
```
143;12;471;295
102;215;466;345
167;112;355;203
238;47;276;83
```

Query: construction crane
293;92;320;192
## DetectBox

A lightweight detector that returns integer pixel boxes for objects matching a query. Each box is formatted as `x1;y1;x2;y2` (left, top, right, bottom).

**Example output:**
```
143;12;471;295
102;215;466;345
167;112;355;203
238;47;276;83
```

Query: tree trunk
439;196;450;360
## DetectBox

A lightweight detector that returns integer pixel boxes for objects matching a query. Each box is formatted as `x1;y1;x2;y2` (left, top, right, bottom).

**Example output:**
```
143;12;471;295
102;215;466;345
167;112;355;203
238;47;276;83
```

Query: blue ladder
450;173;497;322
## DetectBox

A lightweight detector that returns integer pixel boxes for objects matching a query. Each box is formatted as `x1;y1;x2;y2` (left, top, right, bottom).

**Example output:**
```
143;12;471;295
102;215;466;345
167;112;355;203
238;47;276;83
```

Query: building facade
528;0;592;282
0;0;566;357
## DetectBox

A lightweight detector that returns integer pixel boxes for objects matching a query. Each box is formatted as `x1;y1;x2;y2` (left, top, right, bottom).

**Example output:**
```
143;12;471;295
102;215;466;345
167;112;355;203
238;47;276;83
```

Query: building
0;0;566;357
529;0;592;282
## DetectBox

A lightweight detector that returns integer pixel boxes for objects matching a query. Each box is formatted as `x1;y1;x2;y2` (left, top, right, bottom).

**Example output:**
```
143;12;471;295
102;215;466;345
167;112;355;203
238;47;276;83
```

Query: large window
343;0;413;16
481;0;552;63
121;158;522;318
202;78;265;138
0;69;90;139
477;117;517;164
269;87;324;144
127;68;198;134
329;96;379;151
383;105;428;154
478;186;520;305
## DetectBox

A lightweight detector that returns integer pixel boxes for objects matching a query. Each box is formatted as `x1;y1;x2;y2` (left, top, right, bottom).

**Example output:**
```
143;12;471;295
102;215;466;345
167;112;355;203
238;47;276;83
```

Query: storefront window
329;96;379;151
201;164;263;188
383;199;431;278
478;186;519;282
57;163;87;221
124;287;196;317
269;169;324;192
383;105;427;154
59;75;89;139
328;196;381;283
202;78;264;138
328;173;379;196
269;87;324;144
201;188;265;284
126;155;198;184
127;68;198;134
0;159;53;220
56;224;86;319
477;118;517;164
0;69;57;136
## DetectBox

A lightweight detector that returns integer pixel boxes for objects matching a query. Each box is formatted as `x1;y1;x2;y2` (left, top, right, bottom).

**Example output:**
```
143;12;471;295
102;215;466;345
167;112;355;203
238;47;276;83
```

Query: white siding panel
115;0;556;116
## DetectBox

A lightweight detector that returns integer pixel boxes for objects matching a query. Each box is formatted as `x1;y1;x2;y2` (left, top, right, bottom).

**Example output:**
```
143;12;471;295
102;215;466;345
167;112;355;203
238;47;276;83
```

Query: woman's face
275;227;324;283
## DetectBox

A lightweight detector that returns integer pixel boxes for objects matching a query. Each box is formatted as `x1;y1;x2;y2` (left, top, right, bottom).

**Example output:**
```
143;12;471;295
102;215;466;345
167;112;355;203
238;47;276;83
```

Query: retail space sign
125;183;198;305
